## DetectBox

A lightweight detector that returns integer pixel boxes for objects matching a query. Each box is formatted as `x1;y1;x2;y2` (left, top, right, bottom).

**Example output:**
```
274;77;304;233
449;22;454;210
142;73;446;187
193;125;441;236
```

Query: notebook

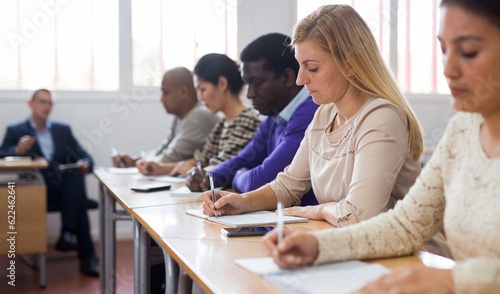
2;156;33;162
185;209;308;228
96;167;139;174
133;174;186;183
58;163;80;171
235;257;389;294
170;186;202;197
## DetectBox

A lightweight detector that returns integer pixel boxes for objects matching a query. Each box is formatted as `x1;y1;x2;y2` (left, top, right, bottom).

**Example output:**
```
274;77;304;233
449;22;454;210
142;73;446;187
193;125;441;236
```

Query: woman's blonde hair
292;5;423;161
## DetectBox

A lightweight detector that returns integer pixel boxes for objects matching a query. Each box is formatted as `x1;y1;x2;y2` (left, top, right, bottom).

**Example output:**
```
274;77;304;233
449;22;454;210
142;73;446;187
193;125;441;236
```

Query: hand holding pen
199;187;246;216
111;147;124;168
138;150;151;174
262;221;320;269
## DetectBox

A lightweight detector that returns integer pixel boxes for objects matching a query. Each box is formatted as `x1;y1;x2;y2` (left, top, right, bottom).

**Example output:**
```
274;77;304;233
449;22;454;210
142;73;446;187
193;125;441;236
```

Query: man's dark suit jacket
0;119;94;179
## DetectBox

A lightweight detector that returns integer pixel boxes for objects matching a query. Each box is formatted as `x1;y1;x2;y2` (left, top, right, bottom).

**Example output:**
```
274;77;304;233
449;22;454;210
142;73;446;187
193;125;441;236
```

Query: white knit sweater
312;112;500;293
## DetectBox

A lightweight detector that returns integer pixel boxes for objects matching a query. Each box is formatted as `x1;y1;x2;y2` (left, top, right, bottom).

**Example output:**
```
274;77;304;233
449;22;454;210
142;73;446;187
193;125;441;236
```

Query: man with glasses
0;89;99;277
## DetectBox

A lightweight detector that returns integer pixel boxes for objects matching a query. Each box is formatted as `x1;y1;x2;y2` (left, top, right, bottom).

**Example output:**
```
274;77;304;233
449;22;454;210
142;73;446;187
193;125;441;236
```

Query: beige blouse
312;112;500;293
268;97;421;225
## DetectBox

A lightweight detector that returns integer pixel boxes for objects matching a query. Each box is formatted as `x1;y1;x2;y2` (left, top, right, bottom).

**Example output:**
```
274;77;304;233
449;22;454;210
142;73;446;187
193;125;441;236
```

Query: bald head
160;67;198;118
164;67;197;102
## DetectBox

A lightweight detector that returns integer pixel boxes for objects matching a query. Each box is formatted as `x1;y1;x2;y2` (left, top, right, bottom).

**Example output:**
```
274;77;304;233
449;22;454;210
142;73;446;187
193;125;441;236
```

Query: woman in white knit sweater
264;0;500;293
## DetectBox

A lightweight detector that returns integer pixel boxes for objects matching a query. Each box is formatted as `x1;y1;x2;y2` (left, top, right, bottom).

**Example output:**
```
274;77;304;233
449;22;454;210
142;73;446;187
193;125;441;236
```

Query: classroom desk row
94;168;455;294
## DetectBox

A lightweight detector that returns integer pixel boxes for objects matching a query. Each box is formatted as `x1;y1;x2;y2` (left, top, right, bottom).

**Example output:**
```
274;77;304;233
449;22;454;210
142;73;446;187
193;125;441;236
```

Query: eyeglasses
34;99;53;106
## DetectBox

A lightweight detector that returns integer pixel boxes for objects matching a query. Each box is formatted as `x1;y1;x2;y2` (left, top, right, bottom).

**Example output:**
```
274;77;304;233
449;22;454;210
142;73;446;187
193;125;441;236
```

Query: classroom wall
0;1;455;243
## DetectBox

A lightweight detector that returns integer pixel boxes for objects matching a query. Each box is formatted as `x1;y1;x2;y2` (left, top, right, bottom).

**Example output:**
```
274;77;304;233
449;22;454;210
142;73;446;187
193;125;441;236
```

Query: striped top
194;107;263;167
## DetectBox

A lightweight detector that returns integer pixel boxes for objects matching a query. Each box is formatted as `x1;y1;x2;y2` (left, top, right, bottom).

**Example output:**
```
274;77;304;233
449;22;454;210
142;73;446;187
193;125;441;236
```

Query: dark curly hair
240;33;299;79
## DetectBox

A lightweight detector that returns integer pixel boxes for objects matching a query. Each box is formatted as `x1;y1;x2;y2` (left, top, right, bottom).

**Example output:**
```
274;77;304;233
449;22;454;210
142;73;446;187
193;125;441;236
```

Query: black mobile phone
131;184;171;192
221;226;287;237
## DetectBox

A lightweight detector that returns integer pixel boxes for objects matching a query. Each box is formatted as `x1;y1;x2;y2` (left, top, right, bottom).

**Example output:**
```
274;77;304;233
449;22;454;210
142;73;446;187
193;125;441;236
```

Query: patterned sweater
312;112;500;293
193;107;262;167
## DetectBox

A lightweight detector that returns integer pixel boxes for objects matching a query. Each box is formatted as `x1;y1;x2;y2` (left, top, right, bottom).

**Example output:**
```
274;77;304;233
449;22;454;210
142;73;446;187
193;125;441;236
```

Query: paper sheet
170;186;202;197
235;257;389;294
133;174;186;183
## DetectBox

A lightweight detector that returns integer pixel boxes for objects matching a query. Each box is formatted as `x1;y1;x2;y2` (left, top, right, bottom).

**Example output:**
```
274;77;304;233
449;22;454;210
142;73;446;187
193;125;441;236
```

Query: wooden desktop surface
132;203;340;294
0;157;48;169
93;168;202;213
132;203;455;294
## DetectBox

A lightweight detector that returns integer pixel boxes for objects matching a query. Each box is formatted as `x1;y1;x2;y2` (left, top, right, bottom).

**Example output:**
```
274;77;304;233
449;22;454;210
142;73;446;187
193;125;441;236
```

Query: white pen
277;202;284;244
196;160;203;178
277;202;284;261
209;172;218;218
111;147;118;156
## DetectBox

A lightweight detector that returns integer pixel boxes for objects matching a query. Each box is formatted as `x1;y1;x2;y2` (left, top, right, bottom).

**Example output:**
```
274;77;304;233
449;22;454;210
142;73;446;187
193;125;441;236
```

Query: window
0;0;237;93
398;0;447;94
297;0;447;94
132;0;238;87
0;0;119;91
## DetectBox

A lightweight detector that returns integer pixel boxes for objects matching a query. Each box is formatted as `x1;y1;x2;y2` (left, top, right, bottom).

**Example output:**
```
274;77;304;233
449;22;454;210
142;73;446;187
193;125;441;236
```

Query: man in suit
0;89;99;277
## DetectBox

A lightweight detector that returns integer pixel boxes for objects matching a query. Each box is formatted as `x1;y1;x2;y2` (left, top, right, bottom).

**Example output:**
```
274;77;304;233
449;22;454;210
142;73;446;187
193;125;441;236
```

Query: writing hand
169;161;193;177
136;160;160;175
262;230;319;269
186;167;209;192
112;154;124;167
200;190;245;216
113;153;137;168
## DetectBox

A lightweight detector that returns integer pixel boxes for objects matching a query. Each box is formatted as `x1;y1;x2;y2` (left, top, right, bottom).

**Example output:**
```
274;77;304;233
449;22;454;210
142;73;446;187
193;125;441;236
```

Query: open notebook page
235;257;389;294
185;209;308;228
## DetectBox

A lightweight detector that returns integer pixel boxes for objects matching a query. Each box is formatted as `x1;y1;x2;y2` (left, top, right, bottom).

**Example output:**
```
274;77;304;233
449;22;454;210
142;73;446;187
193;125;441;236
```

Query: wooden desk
0;157;48;288
96;170;455;294
0;157;48;169
94;168;199;214
132;203;455;294
94;168;202;294
0;183;47;254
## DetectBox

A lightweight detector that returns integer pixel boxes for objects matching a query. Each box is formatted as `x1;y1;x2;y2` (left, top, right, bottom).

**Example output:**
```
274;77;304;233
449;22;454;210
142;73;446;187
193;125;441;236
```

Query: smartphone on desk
131;184;171;192
221;226;290;237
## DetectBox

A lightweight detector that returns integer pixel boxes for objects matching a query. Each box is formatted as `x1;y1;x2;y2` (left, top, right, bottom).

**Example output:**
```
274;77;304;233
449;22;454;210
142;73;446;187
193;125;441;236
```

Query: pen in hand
196;160;203;178
140;150;148;173
277;202;284;260
209;172;218;218
111;147;123;168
